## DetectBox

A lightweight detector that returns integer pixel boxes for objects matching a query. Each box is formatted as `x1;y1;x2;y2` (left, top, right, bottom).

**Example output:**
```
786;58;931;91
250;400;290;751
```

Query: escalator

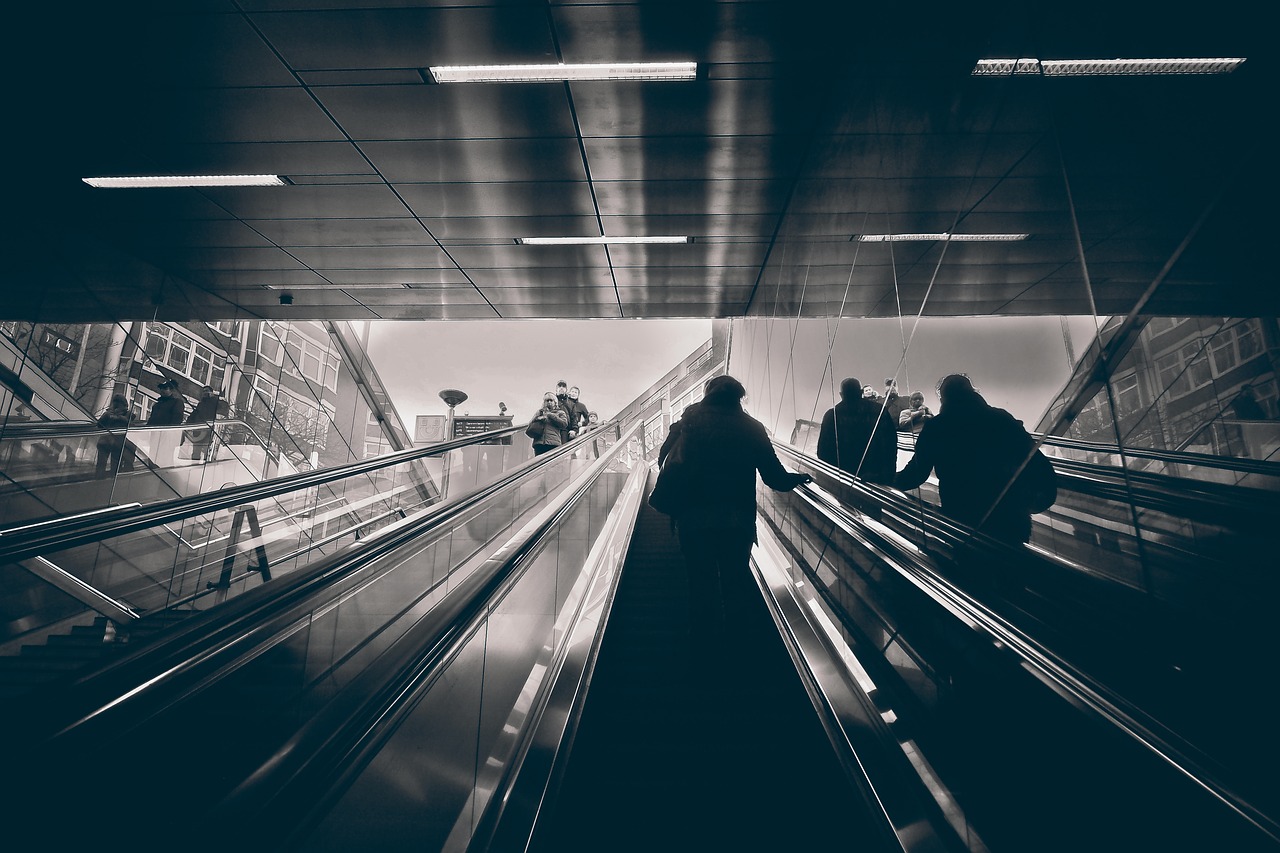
0;422;649;848
0;418;299;526
761;441;1280;851
0;424;521;694
528;484;891;852
3;418;1276;851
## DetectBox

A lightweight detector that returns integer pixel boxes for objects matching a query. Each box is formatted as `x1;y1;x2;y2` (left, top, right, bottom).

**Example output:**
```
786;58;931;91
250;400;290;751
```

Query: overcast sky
364;316;1101;438
364;319;714;429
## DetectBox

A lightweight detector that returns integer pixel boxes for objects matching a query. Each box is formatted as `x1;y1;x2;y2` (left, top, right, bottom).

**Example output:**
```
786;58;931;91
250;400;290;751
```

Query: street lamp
439;389;468;439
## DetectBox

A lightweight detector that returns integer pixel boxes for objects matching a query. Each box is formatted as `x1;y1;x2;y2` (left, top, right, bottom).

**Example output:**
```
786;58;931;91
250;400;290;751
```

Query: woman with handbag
528;392;570;456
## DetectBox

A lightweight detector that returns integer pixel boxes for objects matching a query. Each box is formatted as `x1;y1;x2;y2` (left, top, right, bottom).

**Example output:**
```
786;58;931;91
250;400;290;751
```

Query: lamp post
439;389;468;440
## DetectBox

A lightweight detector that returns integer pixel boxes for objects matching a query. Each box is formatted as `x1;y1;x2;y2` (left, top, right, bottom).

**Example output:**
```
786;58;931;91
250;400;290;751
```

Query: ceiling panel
7;1;1269;323
316;85;578;141
363;139;588;183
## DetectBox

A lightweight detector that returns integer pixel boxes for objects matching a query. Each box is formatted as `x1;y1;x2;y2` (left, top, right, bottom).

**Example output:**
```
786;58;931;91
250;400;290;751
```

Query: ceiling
7;1;1273;323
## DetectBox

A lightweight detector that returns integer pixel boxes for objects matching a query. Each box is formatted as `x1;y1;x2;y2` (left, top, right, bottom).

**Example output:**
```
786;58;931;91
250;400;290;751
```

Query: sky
364;315;1101;438
363;319;714;429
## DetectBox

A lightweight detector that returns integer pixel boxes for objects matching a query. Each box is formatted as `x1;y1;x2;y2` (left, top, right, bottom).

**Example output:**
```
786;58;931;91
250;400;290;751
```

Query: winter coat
657;399;808;538
895;398;1039;543
148;395;185;426
565;398;590;434
530;402;570;449
816;398;897;485
186;397;218;424
898;403;933;434
96;406;131;449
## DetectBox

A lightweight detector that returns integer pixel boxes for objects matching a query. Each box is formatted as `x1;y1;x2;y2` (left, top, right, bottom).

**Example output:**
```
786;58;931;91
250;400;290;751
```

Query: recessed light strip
428;61;697;84
973;57;1245;77
856;233;1029;243
517;236;691;245
83;175;286;188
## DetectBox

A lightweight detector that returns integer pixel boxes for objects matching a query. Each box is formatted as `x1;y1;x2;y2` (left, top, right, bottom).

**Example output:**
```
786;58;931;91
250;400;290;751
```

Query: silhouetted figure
816;377;897;485
148;379;185;426
1231;384;1266;420
895;374;1045;545
529;391;570;456
95;395;132;479
883;377;909;425
183;385;220;462
656;375;809;647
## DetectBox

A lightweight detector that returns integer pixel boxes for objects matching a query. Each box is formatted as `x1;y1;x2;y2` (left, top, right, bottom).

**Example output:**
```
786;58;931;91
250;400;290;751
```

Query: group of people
816;372;1051;544
527;381;597;455
649;372;1055;650
93;381;224;478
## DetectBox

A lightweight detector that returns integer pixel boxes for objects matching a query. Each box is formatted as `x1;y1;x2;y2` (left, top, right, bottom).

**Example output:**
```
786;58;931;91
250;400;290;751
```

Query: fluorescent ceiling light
83;174;286;188
856;233;1029;243
427;61;697;84
516;235;691;245
973;57;1245;77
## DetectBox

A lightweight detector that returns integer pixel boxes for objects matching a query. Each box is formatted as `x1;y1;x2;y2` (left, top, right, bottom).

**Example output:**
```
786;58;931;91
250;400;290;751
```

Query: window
277;328;338;391
143;324;227;387
210;320;241;340
1112;373;1141;417
258;325;284;366
42;330;77;354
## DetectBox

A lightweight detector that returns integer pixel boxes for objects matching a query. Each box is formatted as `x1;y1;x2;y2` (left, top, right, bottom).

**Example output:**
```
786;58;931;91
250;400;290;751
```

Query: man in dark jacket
816;377;897;484
184;385;221;462
895;374;1043;545
148;380;186;426
656;375;809;644
566;385;590;438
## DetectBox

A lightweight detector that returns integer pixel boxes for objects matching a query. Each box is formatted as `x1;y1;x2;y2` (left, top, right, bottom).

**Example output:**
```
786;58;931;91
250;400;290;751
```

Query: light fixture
972;57;1245;77
82;174;286;188
516;235;692;245
855;233;1029;243
426;61;697;84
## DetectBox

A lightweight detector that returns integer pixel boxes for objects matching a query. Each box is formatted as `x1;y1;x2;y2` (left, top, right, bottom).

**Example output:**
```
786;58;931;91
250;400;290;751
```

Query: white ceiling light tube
856;233;1029;243
83;175;286;188
973;57;1245;76
427;61;697;83
516;236;691;245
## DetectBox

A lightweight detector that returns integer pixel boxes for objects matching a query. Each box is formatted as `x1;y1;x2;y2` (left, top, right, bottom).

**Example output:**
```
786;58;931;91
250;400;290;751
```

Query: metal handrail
898;429;1280;478
0;423;531;564
6;421;621;740
207;420;646;845
783;475;1280;845
888;434;1280;529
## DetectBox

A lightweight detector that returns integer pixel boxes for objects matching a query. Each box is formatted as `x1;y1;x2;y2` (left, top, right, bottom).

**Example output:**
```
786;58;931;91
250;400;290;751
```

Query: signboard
452;415;514;445
414;415;448;445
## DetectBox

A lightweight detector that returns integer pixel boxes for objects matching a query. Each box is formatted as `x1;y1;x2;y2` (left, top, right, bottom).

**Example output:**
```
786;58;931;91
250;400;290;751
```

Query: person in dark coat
530;391;570;455
816;377;897;485
95;395;133;478
183;385;220;462
895;374;1042;545
657;375;810;644
148;380;186;426
565;385;591;438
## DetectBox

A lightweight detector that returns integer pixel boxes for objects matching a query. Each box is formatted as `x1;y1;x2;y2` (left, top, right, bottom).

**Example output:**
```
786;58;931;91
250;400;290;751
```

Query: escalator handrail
776;450;1280;844
0;421;551;564
889;434;1279;529
897;429;1280;479
7;421;627;744
184;421;647;844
